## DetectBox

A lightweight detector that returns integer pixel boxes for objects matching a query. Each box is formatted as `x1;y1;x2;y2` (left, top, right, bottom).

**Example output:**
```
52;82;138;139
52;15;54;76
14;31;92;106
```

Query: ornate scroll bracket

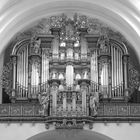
45;119;84;129
55;119;84;129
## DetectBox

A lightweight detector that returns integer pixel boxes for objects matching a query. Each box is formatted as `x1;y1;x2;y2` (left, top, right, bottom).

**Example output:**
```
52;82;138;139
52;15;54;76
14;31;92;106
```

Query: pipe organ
6;14;131;116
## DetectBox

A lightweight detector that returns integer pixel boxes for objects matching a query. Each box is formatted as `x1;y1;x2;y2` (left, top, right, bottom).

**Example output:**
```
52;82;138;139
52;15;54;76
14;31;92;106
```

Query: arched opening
26;129;113;140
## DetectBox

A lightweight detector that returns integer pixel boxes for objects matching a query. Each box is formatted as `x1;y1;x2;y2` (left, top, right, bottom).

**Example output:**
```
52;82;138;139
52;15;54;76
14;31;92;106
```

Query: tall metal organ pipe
16;45;29;98
111;44;123;98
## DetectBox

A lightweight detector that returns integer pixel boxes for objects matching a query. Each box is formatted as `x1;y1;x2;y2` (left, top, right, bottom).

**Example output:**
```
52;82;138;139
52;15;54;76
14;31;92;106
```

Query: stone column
11;55;17;103
72;92;76;111
123;54;129;100
50;81;59;116
63;92;67;111
28;59;32;99
81;82;88;115
98;35;111;100
0;52;4;104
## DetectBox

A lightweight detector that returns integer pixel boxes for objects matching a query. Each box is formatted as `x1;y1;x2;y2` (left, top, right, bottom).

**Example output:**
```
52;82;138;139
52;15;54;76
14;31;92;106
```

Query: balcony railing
49;54;90;63
0;103;140;122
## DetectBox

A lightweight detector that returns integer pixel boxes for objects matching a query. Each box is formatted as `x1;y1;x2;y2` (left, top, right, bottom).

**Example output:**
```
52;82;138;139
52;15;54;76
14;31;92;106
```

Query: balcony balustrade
0;103;140;122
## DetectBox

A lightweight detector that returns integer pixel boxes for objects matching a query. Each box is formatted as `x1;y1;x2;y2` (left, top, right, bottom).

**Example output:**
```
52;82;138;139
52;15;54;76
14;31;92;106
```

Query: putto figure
38;91;50;116
89;92;99;116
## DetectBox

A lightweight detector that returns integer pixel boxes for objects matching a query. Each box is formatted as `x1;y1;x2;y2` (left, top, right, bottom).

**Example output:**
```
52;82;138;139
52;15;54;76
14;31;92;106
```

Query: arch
26;129;113;140
0;0;140;65
110;39;129;55
12;38;30;55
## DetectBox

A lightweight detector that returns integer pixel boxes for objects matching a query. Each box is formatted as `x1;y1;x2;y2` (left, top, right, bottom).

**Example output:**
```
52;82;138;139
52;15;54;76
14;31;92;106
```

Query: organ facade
1;14;140;127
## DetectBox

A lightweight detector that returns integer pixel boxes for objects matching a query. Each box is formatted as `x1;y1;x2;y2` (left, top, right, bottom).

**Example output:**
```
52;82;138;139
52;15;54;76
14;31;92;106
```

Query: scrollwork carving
128;63;140;94
13;13;127;44
1;60;13;96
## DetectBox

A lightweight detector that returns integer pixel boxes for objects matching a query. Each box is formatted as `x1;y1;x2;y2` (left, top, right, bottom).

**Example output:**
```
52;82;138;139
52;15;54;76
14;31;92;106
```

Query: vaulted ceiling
27;129;113;140
0;0;140;64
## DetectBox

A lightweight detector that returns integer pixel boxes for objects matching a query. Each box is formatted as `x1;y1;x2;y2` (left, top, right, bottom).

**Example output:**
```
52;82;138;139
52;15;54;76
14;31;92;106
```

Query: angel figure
98;35;109;54
89;92;99;116
38;91;50;116
33;39;41;54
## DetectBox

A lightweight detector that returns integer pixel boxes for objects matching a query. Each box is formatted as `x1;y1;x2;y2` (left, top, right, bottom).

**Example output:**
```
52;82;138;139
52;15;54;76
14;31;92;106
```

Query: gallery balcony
0;102;140;123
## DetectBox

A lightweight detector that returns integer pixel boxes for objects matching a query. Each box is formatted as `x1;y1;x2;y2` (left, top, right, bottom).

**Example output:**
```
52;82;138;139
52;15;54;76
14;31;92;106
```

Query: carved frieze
130;105;140;116
0;103;140;122
104;105;117;116
118;105;129;116
0;105;10;116
22;105;34;116
11;105;21;116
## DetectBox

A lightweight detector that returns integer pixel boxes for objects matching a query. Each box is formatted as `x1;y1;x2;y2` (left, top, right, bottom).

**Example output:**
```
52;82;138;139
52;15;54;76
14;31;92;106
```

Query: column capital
10;55;17;64
122;54;129;63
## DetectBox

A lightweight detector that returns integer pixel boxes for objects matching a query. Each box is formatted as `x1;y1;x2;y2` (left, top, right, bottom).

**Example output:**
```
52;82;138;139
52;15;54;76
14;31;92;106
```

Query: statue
34;39;41;54
52;71;57;79
98;35;109;54
75;73;81;80
59;84;64;91
38;91;50;116
89;92;99;116
83;71;88;79
30;38;41;54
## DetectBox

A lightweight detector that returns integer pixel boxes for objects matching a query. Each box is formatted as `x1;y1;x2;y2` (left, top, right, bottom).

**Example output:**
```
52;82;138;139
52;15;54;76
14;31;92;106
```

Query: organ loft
2;14;140;128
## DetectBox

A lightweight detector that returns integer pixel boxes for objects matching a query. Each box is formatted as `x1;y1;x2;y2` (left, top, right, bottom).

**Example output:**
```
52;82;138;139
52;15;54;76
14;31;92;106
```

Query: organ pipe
111;45;114;97
66;65;74;86
72;93;76;111
81;86;87;113
16;46;29;98
81;37;87;59
26;46;28;97
52;86;58;113
91;49;98;92
17;54;19;97
23;48;25;97
11;55;17;100
52;38;59;59
111;44;124;98
63;93;66;111
13;34;127;102
114;47;116;97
